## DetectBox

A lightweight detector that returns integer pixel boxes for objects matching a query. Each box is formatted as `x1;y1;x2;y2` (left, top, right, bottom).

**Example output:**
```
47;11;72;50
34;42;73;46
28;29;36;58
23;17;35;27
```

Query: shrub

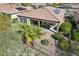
71;41;79;55
0;14;11;31
15;24;43;45
51;3;61;7
41;39;49;46
61;40;70;52
52;32;64;42
60;22;72;34
73;30;79;41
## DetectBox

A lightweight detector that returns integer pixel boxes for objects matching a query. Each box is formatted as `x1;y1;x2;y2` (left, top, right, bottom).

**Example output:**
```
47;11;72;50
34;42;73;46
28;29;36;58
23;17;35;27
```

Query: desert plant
0;31;24;56
15;24;43;45
51;32;64;42
61;40;70;52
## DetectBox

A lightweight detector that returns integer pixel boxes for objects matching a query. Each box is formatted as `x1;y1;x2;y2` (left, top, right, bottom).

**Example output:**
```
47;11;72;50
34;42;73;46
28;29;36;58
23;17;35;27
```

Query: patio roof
0;4;33;14
18;6;65;22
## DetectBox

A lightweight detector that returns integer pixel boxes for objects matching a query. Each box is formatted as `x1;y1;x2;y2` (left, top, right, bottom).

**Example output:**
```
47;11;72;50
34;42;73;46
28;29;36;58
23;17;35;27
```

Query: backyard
0;3;79;56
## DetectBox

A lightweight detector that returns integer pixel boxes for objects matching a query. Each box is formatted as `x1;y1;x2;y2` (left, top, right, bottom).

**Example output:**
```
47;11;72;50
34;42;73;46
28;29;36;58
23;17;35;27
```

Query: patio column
57;23;59;32
38;21;40;27
27;18;31;25
18;17;20;23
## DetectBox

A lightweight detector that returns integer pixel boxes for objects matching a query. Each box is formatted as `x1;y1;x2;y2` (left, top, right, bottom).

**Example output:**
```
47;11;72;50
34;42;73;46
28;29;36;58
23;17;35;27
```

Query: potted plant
41;39;49;46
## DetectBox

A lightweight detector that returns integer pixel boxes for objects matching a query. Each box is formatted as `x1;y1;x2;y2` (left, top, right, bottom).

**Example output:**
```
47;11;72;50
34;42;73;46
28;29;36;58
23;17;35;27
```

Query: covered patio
17;6;65;32
18;16;58;28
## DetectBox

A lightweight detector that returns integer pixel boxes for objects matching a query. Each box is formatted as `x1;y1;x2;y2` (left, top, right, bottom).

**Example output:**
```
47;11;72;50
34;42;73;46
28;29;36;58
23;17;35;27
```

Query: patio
33;29;57;56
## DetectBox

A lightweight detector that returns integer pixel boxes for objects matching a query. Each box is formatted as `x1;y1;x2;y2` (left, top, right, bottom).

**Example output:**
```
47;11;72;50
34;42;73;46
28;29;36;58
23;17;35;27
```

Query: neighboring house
58;3;79;17
0;4;33;20
31;3;47;8
17;6;65;32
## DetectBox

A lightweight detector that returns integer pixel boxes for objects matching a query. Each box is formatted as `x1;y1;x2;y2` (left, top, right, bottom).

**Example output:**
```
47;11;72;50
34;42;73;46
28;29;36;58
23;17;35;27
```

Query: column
57;23;59;32
38;21;40;27
18;17;20;23
27;18;31;25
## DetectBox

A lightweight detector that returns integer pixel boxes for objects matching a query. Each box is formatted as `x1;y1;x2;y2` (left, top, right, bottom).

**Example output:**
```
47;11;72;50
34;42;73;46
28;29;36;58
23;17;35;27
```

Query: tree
60;22;72;34
0;14;11;31
15;24;43;45
61;40;70;52
0;31;24;56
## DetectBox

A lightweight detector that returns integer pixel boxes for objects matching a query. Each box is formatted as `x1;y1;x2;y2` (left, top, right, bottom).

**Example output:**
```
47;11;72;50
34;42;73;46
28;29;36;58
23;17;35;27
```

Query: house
0;4;65;32
58;3;79;17
17;6;65;32
0;4;33;20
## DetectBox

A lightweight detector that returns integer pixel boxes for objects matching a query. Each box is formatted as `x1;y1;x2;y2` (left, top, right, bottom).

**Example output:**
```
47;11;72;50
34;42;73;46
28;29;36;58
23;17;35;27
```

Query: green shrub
61;40;70;52
41;39;49;46
73;30;79;41
52;32;64;42
60;22;72;34
15;24;43;45
51;3;61;7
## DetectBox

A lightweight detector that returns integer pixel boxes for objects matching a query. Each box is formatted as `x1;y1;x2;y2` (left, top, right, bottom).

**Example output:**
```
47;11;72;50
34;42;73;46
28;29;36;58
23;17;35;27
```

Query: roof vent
53;8;61;14
16;6;26;11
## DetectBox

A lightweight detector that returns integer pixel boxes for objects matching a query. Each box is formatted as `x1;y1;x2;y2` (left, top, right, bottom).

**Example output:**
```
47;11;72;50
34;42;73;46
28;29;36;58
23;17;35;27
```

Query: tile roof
18;6;65;22
0;4;33;14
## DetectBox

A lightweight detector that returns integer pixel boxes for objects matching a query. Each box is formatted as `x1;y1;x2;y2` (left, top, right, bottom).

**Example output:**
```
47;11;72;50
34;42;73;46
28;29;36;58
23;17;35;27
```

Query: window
30;20;38;25
40;21;50;29
20;17;27;23
24;18;27;23
49;22;56;27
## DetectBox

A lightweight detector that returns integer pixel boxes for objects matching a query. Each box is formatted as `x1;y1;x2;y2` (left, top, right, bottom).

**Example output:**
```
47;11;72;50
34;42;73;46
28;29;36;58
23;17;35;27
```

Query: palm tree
15;24;43;46
0;14;11;31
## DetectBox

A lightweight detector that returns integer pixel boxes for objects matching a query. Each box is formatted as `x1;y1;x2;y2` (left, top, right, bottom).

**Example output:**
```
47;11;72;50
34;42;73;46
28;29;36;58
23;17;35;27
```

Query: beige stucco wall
11;14;18;19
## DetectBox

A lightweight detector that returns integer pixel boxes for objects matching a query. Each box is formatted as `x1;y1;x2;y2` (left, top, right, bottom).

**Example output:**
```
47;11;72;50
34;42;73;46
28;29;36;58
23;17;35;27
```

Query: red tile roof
0;4;33;14
18;6;65;22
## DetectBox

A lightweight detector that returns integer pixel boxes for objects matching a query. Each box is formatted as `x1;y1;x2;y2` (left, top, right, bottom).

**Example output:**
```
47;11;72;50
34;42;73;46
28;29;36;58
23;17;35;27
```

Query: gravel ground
20;45;45;56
